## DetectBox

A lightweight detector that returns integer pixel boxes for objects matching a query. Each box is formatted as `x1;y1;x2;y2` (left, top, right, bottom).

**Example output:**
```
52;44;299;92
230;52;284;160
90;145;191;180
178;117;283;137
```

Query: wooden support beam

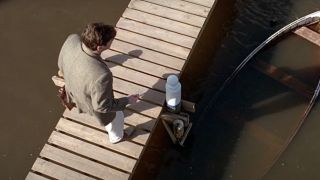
294;26;320;47
252;60;314;99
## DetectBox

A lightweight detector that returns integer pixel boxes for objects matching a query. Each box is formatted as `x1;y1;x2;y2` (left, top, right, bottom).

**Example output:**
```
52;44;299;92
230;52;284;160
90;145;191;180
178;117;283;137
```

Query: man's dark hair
81;23;116;51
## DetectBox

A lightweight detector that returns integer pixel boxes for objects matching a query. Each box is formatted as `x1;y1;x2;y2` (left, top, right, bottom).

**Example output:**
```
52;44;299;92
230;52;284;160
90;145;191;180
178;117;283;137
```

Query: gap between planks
142;0;210;18
115;28;191;59
63;108;151;145
110;39;186;70
102;49;180;79
122;8;201;38
128;0;205;28
117;17;196;48
39;144;130;180
182;0;215;8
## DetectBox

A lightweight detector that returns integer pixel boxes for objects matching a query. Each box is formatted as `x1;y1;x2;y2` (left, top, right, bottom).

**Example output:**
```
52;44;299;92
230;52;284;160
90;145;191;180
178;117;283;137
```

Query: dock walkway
27;0;216;179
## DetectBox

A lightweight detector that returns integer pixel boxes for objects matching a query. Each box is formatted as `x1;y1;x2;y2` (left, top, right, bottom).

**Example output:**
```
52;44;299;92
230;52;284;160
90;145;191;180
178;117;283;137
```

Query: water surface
156;0;320;179
0;1;129;179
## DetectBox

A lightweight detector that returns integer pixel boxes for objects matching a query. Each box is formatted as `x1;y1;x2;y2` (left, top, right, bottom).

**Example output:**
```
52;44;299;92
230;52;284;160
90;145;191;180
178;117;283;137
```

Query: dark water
156;0;320;180
0;0;130;179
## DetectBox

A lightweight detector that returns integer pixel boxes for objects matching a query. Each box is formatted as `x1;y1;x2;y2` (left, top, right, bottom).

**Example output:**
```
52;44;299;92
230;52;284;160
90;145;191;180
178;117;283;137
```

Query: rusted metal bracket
160;105;194;146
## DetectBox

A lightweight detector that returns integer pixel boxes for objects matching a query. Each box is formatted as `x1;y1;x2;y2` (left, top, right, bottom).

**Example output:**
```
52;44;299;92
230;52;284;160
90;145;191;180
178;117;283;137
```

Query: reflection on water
0;0;129;179
265;100;320;180
156;0;320;179
219;65;312;180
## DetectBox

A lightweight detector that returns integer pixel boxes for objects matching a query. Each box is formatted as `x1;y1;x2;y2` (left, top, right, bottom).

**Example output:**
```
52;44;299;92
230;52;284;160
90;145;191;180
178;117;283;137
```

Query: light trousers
105;111;124;143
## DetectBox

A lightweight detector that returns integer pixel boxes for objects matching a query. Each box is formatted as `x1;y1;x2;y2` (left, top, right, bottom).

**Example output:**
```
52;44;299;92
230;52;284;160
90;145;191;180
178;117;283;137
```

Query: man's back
58;34;113;116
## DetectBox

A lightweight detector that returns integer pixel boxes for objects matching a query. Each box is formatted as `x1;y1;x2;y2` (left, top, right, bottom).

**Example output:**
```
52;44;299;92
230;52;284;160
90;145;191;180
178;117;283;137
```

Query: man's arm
91;74;129;113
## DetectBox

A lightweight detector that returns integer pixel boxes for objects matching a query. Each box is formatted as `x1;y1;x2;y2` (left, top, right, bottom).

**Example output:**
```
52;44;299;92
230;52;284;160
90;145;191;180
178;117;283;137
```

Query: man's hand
128;94;139;104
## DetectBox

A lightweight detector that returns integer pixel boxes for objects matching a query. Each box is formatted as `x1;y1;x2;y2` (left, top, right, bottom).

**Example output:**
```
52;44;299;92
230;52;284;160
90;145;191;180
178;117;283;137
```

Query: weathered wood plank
117;18;195;48
144;0;210;17
52;75;163;118
55;118;143;159
31;158;94;180
102;49;180;79
51;73;165;106
115;28;190;59
252;60;313;98
123;110;157;131
40;144;130;180
113;77;165;106
26;172;50;180
106;61;166;92
110;40;185;70
114;91;163;118
182;0;215;7
122;8;200;38
63;109;151;145
48;131;136;172
294;26;320;47
64;108;156;132
129;0;205;27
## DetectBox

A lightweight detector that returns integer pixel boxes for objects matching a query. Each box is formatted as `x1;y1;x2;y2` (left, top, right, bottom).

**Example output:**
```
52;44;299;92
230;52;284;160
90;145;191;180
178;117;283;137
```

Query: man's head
81;23;116;54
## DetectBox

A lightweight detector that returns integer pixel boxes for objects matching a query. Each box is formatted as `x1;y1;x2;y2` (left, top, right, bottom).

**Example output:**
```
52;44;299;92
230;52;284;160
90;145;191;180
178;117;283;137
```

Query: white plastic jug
166;75;181;112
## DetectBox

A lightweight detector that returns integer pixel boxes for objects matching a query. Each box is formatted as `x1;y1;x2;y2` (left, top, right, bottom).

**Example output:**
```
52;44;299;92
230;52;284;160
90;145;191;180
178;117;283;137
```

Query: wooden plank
40;144;130;180
102;49;180;79
55;118;143;159
294;26;320;47
63;109;151;145
51;73;165;108
64;108;156;132
26;172;49;180
252;60;313;98
122;8;200;38
114;91;163;118
48;131;136;172
144;0;210;17
113;77;165;105
106;61;166;92
123;110;157;131
128;0;205;27
182;100;196;113
110;40;185;70
182;0;215;7
50;75;163;119
115;28;190;59
31;158;94;180
117;18;195;48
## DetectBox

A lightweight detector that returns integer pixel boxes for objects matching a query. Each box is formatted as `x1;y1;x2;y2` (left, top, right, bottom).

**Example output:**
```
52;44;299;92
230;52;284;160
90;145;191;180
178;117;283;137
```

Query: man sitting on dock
57;23;138;143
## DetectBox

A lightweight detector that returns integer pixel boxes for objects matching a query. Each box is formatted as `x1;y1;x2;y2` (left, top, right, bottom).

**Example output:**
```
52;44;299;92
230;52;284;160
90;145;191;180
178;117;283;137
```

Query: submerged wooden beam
294;26;320;47
252;60;314;99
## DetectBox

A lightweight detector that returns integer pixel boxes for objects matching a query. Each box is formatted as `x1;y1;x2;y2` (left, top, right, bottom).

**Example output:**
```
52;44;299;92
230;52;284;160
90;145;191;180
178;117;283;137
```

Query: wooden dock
27;0;216;179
